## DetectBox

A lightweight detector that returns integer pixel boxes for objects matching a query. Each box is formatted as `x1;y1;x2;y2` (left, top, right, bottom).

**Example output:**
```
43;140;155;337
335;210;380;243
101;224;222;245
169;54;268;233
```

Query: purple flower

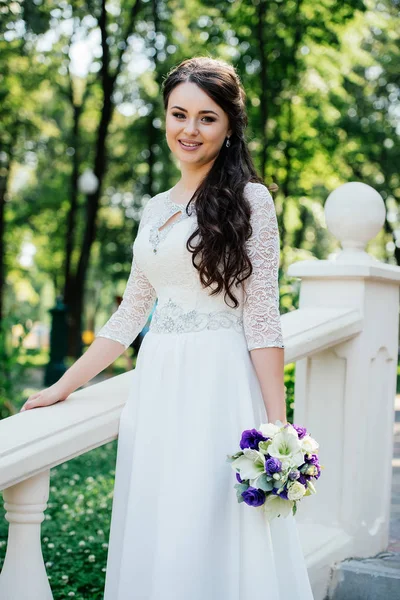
239;428;269;450
265;456;282;476
298;474;308;487
241;487;266;507
293;424;307;439
304;454;321;478
288;469;300;481
236;472;243;483
278;487;289;500
272;486;289;500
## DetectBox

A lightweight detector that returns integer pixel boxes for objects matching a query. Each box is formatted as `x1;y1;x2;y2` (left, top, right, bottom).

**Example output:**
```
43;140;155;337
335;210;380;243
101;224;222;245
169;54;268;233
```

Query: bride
20;56;314;599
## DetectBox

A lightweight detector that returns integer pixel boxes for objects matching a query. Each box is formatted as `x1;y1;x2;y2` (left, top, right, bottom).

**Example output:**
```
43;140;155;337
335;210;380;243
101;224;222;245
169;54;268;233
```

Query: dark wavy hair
162;56;277;309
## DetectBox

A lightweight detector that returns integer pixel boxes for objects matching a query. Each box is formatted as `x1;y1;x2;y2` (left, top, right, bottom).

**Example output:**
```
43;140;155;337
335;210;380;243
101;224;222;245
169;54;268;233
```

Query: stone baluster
0;470;53;600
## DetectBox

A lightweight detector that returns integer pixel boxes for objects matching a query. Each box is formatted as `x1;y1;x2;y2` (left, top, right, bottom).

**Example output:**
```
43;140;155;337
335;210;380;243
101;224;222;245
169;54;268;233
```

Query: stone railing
0;182;399;600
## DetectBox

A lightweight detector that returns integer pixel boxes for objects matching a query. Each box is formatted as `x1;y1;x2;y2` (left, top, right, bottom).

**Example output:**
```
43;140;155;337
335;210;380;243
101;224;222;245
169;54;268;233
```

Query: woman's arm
20;337;126;411
21;196;159;412
56;336;126;396
250;347;286;424
242;182;286;424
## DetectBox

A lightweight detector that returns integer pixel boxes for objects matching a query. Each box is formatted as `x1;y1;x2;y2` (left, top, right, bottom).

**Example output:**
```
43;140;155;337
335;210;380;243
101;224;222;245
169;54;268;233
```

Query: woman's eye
171;112;215;123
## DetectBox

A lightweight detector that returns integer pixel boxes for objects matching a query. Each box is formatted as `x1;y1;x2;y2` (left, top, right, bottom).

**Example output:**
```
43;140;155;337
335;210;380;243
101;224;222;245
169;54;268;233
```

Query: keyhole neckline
165;188;196;211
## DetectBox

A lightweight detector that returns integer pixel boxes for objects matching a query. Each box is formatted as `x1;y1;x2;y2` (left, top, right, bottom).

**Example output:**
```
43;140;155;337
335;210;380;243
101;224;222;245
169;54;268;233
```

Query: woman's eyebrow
171;105;219;116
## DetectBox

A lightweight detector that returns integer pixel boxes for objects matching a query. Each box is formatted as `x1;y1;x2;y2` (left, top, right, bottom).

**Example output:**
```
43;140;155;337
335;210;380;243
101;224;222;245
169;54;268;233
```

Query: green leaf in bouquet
254;473;274;492
234;482;249;503
307;480;317;494
227;451;244;462
234;482;249;492
292;503;297;516
279;473;289;485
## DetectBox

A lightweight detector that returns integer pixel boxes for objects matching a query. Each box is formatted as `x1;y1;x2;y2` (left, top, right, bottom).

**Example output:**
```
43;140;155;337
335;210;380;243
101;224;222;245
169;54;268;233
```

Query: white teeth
180;141;201;147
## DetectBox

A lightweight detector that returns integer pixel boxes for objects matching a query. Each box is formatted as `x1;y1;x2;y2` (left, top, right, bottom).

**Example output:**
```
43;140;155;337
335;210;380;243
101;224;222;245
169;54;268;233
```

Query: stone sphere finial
324;182;386;262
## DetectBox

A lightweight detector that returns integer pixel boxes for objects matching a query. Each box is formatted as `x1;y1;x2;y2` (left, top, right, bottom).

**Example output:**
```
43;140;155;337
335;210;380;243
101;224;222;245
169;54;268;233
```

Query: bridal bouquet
226;421;322;522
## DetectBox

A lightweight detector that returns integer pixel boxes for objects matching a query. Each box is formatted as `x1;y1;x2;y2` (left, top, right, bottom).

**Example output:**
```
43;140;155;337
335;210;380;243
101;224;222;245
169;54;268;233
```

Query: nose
183;118;199;136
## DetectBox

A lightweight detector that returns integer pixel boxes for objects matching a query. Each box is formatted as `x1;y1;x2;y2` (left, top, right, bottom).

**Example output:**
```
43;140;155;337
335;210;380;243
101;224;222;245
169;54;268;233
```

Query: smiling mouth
179;140;202;148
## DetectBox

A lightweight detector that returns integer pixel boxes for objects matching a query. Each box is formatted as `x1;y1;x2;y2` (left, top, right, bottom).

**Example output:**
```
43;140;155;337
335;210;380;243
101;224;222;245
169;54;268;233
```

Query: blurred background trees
0;0;399;414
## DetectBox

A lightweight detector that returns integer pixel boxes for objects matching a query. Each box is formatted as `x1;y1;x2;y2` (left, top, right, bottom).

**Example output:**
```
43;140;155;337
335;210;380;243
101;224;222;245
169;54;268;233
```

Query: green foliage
16;348;49;368
284;362;296;423
0;316;31;418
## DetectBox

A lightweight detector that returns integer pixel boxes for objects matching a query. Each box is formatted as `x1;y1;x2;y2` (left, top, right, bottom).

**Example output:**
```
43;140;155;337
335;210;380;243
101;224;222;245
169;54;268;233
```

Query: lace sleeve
95;198;157;349
242;182;285;351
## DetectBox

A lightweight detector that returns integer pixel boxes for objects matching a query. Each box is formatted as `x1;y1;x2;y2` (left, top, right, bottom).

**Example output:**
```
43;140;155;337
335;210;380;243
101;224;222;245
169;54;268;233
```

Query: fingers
20;401;34;412
20;393;42;412
19;388;64;412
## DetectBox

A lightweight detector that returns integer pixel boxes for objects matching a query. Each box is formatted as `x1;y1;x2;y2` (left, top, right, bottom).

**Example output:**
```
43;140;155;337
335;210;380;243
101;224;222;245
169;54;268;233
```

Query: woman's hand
19;383;69;412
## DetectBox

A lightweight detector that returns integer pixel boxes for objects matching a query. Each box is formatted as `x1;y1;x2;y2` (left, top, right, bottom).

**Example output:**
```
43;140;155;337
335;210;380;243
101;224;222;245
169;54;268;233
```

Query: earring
226;137;231;148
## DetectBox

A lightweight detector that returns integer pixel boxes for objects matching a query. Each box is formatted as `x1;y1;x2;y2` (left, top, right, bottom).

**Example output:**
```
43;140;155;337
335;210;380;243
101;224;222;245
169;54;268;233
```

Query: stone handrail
0;372;133;491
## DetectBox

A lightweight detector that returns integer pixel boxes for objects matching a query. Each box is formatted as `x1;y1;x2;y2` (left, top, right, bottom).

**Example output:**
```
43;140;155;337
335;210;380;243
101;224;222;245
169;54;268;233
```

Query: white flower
263;495;294;522
259;422;281;438
284;424;300;437
268;429;304;467
287;481;306;501
280;458;295;471
301;435;319;454
231;449;266;480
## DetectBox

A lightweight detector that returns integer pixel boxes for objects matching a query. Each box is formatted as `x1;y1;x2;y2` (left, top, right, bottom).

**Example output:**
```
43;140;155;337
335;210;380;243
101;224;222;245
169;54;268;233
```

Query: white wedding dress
96;182;314;600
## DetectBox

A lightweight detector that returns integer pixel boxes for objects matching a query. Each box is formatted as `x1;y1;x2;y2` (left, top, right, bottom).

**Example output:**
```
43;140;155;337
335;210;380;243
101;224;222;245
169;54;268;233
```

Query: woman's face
165;81;232;169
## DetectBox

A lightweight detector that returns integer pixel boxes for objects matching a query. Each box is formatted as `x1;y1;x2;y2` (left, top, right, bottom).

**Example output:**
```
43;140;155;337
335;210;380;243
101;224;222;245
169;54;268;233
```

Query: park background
0;0;399;598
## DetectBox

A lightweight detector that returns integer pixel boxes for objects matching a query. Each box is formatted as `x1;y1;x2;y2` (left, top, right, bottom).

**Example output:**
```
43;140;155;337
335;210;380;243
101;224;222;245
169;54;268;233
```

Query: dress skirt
103;327;314;600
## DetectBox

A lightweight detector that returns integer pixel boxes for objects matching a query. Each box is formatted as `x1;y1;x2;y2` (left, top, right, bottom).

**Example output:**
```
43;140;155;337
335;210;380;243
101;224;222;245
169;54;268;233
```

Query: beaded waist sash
149;298;244;335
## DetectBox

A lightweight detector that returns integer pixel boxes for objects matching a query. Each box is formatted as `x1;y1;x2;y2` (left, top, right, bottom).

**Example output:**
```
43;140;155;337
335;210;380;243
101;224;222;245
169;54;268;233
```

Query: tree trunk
64;102;82;356
64;0;142;357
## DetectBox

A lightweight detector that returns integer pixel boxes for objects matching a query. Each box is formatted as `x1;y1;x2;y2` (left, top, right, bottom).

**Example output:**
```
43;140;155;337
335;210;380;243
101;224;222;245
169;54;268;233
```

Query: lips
178;139;202;148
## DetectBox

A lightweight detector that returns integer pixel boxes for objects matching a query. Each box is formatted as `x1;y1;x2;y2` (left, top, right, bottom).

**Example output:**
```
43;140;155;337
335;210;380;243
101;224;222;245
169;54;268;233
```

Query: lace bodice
96;182;285;351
